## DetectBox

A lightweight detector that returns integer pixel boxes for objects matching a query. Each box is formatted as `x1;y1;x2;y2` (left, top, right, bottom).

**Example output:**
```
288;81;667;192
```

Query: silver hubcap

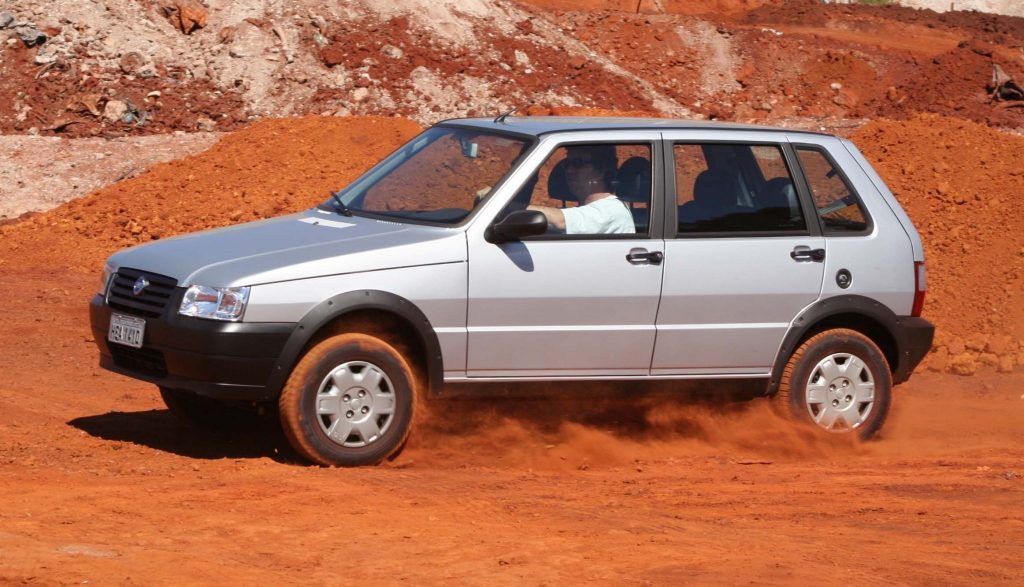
804;352;875;433
315;361;396;448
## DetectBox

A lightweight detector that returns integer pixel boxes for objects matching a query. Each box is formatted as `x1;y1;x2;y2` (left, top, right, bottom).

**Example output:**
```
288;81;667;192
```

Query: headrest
547;159;573;203
615;157;651;203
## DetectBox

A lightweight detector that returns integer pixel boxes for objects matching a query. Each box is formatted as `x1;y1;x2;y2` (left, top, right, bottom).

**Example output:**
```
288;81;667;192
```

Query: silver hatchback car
90;117;934;466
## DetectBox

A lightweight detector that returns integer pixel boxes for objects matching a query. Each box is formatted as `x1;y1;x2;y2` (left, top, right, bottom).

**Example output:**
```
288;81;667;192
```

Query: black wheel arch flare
768;294;933;393
265;290;445;399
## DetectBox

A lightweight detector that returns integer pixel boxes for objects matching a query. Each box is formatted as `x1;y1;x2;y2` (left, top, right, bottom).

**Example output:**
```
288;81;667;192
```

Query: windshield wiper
329;191;354;217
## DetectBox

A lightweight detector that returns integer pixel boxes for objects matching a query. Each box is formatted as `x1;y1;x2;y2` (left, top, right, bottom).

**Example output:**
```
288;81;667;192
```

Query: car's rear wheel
776;328;892;440
279;332;417;466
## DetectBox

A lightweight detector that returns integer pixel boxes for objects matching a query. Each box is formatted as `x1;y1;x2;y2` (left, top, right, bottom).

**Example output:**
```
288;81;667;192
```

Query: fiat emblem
133;276;150;296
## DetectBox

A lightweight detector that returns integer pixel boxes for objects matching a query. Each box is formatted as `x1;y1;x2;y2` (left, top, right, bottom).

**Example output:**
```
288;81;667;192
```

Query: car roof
439;116;831;138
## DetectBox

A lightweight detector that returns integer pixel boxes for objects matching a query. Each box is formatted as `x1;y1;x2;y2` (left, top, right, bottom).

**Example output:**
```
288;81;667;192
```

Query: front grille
107;268;178;318
110;345;168;378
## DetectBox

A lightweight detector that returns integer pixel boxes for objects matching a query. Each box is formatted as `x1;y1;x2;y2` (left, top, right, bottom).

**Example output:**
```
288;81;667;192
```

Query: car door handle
626;249;663;265
790;246;825;262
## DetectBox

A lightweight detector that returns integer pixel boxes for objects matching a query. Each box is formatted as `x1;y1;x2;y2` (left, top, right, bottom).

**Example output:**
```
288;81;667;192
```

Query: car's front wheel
776;328;892;440
279;333;417;466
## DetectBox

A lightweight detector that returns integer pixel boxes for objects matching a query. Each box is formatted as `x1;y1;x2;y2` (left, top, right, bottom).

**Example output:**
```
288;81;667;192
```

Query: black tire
279;333;417;467
776;328;892;440
159;386;235;429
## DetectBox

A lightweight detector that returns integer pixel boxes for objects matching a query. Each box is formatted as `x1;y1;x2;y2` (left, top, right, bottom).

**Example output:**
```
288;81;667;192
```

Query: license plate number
108;314;146;349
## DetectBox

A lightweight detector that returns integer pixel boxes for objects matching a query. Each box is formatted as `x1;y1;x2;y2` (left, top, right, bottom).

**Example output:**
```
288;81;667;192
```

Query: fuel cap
836;269;852;289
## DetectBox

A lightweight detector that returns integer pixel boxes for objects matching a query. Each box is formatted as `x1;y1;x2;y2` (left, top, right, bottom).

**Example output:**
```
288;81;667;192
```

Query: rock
79;94;104;117
569;56;586;70
514;50;530;67
169;0;207;35
195;116;216;131
218;26;236;44
352;87;370;102
119;51;146;75
0;11;14;29
925;348;949;372
830;82;842;91
321;45;344;67
949;352;977;376
354;76;371;88
15;26;46;47
102;100;128;123
146;90;161;99
997;355;1015;373
986;335;1014;355
381;44;403;60
979;352;999;367
965;334;987;352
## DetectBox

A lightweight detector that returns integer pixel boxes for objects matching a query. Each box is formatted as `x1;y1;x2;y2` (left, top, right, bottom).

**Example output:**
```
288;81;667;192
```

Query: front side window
498;143;653;237
796;147;869;233
326;126;531;225
675;143;806;234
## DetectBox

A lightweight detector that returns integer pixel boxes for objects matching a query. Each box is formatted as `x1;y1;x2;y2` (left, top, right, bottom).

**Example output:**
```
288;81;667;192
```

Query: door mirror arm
485;210;549;243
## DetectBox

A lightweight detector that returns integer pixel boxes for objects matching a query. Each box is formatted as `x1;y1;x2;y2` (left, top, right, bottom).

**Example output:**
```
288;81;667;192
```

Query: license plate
108;313;145;349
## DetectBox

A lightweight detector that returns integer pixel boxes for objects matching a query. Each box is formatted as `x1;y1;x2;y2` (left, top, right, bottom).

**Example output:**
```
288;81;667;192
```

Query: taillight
911;261;927;317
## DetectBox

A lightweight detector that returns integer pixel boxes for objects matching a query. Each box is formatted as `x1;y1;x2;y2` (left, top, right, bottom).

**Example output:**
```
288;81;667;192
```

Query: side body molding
768;294;934;393
264;290;444;398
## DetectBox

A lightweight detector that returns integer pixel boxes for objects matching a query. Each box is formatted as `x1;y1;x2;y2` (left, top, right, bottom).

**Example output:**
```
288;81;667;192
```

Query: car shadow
68;409;298;462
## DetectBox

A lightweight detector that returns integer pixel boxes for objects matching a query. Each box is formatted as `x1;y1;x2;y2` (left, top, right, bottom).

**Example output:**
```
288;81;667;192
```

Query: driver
529;145;635;234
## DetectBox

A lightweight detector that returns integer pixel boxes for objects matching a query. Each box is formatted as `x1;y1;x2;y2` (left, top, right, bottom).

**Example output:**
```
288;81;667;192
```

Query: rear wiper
329;191;353;217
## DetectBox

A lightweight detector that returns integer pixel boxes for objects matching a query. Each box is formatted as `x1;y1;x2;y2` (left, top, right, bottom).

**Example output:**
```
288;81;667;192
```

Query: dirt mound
0;116;422;272
852;113;1024;373
6;0;1024;138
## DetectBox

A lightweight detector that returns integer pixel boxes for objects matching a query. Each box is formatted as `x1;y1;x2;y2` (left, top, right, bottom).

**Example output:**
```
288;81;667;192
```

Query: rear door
652;131;826;375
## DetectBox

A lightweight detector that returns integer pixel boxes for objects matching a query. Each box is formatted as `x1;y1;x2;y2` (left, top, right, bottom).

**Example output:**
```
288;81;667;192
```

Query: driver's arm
527;204;566;231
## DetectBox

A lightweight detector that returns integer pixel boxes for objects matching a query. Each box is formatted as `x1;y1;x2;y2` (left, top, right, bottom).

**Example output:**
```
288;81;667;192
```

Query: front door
465;134;665;377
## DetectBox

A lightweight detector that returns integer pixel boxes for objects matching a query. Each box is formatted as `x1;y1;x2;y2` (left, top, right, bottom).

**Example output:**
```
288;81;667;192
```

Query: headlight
178;285;250;321
99;263;114;295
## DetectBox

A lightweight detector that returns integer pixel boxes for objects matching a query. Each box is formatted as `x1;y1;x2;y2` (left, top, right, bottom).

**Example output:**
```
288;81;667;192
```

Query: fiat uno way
90;116;934;466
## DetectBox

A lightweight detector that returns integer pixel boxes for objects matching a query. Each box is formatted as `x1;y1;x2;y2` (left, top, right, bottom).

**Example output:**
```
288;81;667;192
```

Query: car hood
107;209;468;287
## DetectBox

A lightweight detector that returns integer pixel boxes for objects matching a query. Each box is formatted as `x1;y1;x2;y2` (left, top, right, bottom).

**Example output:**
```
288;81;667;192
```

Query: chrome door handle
790;246;825;262
626;250;663;265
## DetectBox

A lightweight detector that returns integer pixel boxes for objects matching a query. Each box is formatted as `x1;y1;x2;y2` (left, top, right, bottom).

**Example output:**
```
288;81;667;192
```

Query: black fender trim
768;295;934;393
264;290;445;398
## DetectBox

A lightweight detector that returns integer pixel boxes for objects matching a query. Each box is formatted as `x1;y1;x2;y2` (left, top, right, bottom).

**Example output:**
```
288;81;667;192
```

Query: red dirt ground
0;113;1022;583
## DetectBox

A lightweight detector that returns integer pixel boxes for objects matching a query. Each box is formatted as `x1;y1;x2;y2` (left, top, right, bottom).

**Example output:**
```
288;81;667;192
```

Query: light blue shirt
562;196;635;235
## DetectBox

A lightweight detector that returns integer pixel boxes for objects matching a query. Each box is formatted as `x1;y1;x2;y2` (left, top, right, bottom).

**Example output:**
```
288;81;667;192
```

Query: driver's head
564;145;617;200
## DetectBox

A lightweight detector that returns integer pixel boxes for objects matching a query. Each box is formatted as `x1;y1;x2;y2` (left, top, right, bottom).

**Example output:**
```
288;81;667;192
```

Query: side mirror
485;210;548;243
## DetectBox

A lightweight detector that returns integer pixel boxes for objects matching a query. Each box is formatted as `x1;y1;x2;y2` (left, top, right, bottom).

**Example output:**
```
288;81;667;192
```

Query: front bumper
892;316;935;383
90;294;295;401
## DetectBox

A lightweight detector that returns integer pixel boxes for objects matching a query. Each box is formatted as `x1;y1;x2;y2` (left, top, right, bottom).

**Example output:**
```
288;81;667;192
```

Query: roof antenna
493;108;518;124
492;69;584;124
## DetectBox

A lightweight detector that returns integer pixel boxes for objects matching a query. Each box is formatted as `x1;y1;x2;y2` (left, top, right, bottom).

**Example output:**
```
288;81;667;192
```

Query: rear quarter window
796;147;870;234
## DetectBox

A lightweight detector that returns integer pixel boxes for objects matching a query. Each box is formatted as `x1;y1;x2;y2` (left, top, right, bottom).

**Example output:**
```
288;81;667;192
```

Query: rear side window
675;143;806;234
796;147;869;233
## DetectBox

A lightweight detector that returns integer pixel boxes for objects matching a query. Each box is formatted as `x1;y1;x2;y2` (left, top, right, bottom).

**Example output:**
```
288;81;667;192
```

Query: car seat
547;159;573;207
760;177;801;226
678;168;743;230
615;156;651;232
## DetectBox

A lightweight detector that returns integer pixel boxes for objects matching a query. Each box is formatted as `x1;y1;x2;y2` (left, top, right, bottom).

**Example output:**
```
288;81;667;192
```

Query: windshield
325;126;532;225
